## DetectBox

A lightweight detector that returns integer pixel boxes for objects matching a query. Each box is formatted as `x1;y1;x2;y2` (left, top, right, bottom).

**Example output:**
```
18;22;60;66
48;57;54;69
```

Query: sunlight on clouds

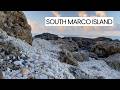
27;18;63;36
78;11;88;17
26;11;120;39
51;11;61;17
96;11;107;17
27;19;48;34
78;11;94;31
76;11;120;38
51;11;64;32
78;11;107;31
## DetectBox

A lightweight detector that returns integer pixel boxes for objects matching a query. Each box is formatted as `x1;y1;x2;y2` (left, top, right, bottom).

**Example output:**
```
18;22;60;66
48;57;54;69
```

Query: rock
105;53;120;71
52;38;79;52
28;76;35;79
20;68;29;76
72;52;84;62
14;61;22;66
0;70;4;79
32;38;75;79
63;37;95;51
91;41;120;58
62;37;114;51
0;11;32;45
79;50;89;61
59;49;79;66
89;52;98;59
34;33;60;40
0;40;21;59
69;59;120;79
0;28;8;39
0;29;23;71
72;50;89;62
94;37;112;42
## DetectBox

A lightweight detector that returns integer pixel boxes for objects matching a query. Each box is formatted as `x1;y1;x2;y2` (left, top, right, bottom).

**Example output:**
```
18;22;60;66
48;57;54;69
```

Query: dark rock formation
63;37;95;51
34;33;120;71
91;41;120;58
0;70;3;79
89;52;98;59
105;53;120;71
69;59;120;79
59;49;79;66
0;11;32;72
0;11;32;45
94;37;113;42
52;38;79;52
72;51;89;62
34;33;60;40
63;37;113;51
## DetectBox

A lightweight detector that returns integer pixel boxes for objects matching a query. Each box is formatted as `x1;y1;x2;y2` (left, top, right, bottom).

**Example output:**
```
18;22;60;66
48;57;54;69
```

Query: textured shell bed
1;32;120;79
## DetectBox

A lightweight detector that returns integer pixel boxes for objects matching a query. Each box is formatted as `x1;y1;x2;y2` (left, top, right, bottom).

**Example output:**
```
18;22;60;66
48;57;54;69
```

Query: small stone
22;61;28;66
21;56;28;60
5;56;9;60
0;59;3;63
14;61;22;65
0;70;4;79
20;68;29;75
28;76;34;79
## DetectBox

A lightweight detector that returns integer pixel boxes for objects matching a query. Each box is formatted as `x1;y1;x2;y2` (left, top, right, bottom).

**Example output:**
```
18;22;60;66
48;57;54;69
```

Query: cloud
78;11;88;17
27;19;48;34
51;11;61;17
50;11;108;32
27;11;120;39
78;11;94;31
27;18;64;36
71;11;120;38
77;11;108;31
61;26;120;38
51;11;64;32
96;11;107;17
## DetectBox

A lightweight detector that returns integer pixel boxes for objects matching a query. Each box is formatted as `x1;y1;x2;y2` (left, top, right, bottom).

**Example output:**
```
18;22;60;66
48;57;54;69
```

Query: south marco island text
45;17;113;26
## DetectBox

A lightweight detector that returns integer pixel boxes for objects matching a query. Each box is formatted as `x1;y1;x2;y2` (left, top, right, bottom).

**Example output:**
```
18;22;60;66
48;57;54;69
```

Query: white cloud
27;11;120;39
51;11;64;32
27;19;48;34
78;11;88;17
96;11;107;17
51;11;61;17
27;18;64;36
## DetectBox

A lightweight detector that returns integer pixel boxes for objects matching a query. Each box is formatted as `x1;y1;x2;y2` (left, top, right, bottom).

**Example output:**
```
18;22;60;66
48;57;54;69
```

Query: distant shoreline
32;32;120;40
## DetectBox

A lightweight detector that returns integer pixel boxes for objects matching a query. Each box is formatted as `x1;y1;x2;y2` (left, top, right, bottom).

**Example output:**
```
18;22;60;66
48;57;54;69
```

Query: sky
23;11;120;39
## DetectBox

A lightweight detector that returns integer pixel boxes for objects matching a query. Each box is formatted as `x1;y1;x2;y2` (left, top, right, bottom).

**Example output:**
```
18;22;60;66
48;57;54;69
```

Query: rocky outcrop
32;38;75;79
0;11;33;77
0;29;30;72
72;50;89;62
94;37;113;42
0;70;3;79
52;38;79;52
59;49;79;66
89;52;98;59
105;53;120;71
91;41;120;58
69;59;120;79
0;11;32;45
63;37;95;51
34;33;60;40
0;11;33;79
62;37;114;51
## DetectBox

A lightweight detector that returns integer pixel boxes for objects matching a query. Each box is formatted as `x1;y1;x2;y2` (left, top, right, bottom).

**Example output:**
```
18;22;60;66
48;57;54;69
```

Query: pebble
14;61;22;66
0;70;4;79
20;68;29;76
0;59;3;63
